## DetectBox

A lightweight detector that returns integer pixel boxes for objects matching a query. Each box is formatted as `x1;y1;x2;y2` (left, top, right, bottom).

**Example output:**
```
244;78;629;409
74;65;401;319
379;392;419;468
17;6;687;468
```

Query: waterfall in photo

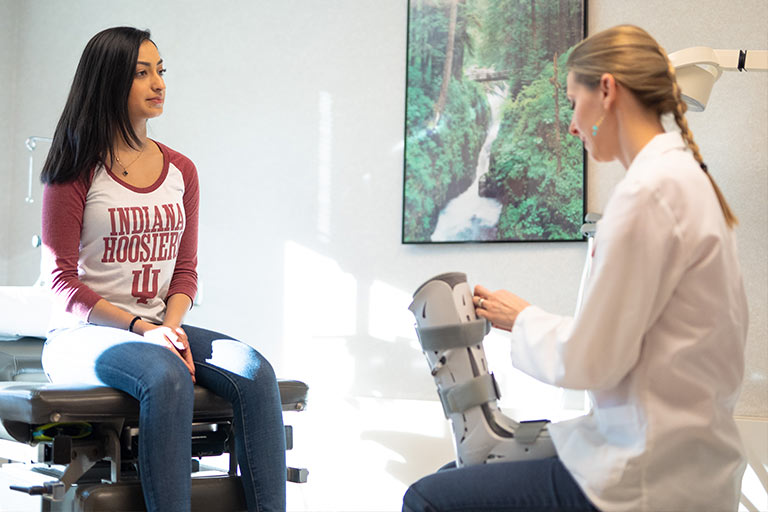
431;85;508;242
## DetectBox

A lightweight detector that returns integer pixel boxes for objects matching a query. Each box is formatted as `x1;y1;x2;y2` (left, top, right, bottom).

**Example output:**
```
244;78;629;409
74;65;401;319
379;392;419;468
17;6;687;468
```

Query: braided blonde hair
567;25;737;228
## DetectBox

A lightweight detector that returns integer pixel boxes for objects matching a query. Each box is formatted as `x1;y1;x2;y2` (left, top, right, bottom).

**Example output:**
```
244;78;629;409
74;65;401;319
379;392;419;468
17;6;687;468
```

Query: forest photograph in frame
402;0;587;243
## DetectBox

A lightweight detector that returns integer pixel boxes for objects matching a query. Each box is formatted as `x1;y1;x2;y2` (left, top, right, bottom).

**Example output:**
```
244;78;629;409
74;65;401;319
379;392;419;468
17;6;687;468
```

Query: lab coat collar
628;131;687;174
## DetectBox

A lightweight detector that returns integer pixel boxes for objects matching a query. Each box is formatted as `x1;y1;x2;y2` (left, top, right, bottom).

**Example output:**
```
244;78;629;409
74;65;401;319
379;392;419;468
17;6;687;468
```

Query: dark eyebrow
136;59;164;67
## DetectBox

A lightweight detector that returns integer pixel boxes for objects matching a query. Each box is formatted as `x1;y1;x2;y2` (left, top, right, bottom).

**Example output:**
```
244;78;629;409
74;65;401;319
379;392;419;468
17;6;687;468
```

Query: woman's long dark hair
41;27;152;184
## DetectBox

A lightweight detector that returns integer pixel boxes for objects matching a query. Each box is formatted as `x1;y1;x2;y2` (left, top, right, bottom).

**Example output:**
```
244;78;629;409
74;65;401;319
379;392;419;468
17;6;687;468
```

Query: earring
592;114;605;137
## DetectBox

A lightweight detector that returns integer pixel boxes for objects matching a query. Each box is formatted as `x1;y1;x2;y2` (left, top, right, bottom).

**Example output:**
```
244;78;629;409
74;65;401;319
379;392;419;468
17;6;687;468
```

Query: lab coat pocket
594;403;643;443
552;406;645;495
591;404;645;492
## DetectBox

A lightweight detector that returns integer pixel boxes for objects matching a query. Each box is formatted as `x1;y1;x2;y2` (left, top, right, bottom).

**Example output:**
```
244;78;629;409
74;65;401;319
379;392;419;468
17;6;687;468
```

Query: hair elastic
128;316;142;333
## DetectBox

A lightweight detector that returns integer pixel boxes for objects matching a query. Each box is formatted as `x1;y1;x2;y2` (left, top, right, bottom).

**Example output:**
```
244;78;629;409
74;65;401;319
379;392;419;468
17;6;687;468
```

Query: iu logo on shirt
132;264;161;304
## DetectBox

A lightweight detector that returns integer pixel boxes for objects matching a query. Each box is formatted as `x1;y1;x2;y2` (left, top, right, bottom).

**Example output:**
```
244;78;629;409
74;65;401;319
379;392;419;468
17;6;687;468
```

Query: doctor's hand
143;325;196;383
473;285;531;332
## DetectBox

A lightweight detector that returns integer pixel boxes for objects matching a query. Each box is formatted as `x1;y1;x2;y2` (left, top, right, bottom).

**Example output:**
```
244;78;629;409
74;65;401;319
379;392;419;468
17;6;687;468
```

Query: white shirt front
510;132;748;511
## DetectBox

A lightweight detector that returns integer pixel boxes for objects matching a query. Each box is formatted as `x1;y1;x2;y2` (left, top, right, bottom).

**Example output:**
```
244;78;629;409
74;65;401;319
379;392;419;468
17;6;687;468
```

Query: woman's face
126;40;165;124
566;71;613;162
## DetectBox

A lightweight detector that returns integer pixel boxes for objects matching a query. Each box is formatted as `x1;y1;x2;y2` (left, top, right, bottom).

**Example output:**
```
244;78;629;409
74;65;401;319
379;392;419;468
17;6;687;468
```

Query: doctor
403;25;748;512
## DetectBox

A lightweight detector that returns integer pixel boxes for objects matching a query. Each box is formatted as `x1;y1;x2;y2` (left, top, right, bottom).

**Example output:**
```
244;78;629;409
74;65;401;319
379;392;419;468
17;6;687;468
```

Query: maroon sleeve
166;155;199;304
42;180;103;319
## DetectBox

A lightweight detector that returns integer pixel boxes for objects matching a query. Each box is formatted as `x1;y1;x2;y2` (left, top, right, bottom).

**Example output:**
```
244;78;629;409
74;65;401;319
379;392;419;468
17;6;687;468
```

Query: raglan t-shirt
42;141;199;329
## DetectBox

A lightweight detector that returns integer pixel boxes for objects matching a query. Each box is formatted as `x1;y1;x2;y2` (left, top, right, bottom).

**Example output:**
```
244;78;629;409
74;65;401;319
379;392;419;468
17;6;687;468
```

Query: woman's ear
600;73;617;109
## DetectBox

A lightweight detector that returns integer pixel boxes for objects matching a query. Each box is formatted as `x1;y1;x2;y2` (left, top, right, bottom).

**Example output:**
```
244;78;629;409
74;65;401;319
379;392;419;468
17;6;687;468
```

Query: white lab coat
510;132;748;512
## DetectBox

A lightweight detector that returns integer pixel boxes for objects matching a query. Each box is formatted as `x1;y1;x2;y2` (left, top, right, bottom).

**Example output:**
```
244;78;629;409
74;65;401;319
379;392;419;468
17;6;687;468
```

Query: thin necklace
115;145;146;176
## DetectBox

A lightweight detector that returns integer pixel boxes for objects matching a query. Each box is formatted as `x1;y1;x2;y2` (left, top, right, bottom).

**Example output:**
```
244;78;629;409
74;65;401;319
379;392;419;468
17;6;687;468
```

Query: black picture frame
402;0;588;243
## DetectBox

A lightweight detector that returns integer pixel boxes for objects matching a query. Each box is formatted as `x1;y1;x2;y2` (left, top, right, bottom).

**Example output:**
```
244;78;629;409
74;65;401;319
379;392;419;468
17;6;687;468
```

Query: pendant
123;170;128;176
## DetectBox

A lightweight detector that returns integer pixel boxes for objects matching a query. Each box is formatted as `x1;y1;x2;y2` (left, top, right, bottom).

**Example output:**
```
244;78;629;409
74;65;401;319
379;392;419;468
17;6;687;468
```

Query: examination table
0;334;308;511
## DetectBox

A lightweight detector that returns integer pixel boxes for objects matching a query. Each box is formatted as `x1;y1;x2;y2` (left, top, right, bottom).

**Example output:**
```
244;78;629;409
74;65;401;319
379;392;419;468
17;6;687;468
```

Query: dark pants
403;457;599;512
43;324;286;512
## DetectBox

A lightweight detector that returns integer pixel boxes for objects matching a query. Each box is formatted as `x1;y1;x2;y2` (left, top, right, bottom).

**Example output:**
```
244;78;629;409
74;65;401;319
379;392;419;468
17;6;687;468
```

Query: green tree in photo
485;50;583;240
403;0;585;242
404;0;490;242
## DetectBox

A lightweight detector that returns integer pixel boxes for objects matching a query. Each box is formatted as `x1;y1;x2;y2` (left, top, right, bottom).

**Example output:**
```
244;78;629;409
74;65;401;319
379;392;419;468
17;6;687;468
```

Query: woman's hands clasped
473;285;531;332
143;325;196;383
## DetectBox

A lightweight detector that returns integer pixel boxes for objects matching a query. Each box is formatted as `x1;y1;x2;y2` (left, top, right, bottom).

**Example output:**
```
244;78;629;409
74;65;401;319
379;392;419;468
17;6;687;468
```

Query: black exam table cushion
0;336;308;445
0;380;308;425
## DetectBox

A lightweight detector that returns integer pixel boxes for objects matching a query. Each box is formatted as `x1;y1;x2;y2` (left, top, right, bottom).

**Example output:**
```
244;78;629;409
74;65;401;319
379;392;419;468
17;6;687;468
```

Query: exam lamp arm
668;47;767;111
669;47;768;72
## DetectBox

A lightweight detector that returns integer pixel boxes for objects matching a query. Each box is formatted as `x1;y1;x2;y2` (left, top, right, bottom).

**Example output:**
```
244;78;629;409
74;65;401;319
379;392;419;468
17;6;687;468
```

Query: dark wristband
128;316;142;333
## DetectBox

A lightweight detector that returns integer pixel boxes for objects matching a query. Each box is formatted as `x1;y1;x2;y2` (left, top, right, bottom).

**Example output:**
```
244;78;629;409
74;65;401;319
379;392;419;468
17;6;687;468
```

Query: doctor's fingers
473;284;492;298
473;284;493;309
475;305;513;332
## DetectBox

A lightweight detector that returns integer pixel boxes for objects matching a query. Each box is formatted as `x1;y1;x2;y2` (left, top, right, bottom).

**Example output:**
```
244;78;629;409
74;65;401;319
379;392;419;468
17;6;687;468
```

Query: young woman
404;25;748;512
40;27;286;512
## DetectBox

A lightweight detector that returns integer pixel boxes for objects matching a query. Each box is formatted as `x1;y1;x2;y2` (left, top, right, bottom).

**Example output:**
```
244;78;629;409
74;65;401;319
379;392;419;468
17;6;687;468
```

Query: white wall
0;0;19;284
2;1;766;510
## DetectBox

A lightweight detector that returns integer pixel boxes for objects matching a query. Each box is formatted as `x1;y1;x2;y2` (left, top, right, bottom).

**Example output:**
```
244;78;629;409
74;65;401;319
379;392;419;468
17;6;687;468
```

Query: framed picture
402;0;587;243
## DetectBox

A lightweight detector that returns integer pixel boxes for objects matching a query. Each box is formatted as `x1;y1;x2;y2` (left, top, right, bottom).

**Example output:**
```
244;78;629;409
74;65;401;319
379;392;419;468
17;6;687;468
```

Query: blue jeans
403;457;599;512
42;324;286;512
